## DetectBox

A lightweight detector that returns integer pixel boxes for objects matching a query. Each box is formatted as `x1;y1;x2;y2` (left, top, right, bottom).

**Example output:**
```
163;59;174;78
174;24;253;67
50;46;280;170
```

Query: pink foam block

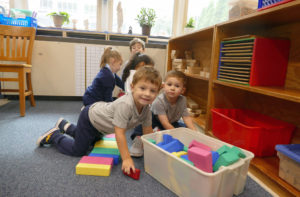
188;140;211;151
188;147;212;173
105;134;116;138
79;156;113;166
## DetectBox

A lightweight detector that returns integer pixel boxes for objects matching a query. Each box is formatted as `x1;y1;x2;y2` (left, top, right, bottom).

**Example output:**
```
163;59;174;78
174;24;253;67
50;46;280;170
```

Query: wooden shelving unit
167;1;300;196
167;26;214;130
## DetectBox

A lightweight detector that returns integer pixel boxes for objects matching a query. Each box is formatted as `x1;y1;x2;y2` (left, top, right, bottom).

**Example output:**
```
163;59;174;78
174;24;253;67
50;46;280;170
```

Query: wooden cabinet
167;1;300;196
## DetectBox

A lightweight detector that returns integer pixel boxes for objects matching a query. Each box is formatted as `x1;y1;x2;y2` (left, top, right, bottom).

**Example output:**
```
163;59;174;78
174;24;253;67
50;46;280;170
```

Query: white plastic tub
141;128;254;197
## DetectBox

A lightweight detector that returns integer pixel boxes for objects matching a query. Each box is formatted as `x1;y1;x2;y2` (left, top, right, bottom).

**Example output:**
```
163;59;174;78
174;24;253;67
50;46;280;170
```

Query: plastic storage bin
211;108;295;157
0;14;37;28
258;0;295;11
141;128;254;197
275;144;300;190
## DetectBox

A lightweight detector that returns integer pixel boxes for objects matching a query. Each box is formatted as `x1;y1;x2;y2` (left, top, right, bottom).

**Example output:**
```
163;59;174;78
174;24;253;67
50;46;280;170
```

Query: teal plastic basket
0;14;37;28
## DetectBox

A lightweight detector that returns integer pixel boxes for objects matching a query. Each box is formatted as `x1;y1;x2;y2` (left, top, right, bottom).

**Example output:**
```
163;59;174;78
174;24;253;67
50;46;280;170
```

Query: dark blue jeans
130;113;186;140
51;105;103;156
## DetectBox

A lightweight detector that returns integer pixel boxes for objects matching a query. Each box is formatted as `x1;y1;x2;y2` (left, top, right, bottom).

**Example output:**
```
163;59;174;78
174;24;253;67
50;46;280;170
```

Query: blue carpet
0;100;272;197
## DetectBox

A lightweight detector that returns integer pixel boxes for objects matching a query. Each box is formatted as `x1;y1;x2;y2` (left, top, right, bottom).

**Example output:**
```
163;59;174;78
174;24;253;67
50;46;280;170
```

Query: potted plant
136;8;156;36
47;11;70;28
184;17;195;34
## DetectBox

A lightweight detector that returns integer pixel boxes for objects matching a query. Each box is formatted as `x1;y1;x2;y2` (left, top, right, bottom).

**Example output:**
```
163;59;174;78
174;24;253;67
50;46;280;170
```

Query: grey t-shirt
88;93;152;135
151;92;189;123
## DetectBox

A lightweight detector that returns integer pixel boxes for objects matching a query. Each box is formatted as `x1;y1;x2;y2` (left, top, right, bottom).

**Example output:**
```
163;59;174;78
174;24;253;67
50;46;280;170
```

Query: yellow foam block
76;163;111;176
172;151;187;158
94;140;118;149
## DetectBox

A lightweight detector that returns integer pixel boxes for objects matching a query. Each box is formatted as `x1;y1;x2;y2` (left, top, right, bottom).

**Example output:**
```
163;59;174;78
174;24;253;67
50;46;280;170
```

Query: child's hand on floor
122;158;136;174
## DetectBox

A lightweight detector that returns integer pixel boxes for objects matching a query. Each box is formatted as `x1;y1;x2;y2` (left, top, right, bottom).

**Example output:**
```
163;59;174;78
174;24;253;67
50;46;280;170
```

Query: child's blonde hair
165;70;187;86
100;47;122;68
129;38;145;51
132;66;162;88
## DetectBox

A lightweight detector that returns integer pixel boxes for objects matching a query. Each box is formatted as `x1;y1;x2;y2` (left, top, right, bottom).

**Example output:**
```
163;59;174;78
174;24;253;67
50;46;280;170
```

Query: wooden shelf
214;80;300;103
185;73;209;81
251;156;300;197
167;2;300;196
192;116;206;129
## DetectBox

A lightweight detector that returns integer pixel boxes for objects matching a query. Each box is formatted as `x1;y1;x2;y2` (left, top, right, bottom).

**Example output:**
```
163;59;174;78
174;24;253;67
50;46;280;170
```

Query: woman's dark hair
122;52;154;82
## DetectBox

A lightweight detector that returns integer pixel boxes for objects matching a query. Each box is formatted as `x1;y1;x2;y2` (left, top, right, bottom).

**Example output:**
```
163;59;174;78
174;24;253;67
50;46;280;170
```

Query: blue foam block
89;153;120;165
211;151;219;166
157;134;174;146
160;139;184;153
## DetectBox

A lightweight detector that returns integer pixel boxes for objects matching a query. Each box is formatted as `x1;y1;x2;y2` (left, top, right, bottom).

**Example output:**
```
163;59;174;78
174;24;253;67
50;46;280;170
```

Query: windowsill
35;27;169;48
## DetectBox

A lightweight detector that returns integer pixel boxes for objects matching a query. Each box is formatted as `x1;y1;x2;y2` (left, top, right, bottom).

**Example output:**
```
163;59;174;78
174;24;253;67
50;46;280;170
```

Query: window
28;0;97;30
0;0;9;14
112;0;174;37
187;0;229;30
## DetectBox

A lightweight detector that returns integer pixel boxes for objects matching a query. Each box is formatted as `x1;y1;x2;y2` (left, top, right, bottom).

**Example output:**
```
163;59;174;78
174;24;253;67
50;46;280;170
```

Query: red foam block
123;168;141;180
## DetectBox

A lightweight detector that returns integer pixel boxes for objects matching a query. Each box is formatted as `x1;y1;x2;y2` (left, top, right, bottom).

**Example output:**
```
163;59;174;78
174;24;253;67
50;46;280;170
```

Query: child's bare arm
115;126;135;173
142;126;154;135
182;116;197;131
158;114;175;130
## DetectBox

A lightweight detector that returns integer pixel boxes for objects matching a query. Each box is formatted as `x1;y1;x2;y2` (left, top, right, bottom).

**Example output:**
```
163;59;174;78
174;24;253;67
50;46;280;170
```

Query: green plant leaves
136;8;157;27
47;11;70;25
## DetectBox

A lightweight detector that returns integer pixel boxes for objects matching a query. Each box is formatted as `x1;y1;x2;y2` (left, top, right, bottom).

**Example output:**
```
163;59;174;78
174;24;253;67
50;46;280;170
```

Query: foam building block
94;140;118;149
76;156;114;176
159;139;184;153
188;140;211;151
217;145;231;155
91;147;120;155
79;156;113;165
123;168;141;180
147;139;156;144
188;147;212;173
102;137;116;141
76;163;111;176
180;155;194;166
211;151;219;166
213;152;240;172
89;153;120;165
156;134;174;146
230;146;246;158
171;151;187;158
183;146;188;152
105;133;116;138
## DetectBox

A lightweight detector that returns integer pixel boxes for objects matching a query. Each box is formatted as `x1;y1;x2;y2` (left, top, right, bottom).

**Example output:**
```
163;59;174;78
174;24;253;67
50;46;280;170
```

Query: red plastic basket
211;108;295;156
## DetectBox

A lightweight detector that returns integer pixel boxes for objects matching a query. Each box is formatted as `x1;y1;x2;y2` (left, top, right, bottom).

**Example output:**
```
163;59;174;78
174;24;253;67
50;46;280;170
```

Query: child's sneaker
55;118;70;133
36;127;59;146
129;136;144;157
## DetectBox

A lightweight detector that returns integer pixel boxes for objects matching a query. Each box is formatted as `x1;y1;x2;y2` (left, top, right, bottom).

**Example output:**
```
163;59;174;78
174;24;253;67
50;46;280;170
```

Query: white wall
31;40;167;96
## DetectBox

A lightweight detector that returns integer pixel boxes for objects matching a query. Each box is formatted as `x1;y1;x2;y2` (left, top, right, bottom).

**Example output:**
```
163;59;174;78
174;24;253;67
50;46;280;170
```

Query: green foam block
147;139;156;144
230;146;246;158
213;152;239;172
91;147;120;155
217;145;231;155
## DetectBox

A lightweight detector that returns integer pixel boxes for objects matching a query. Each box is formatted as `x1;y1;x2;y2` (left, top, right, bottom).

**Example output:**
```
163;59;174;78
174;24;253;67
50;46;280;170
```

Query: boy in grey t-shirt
129;70;196;157
36;67;162;174
152;70;196;130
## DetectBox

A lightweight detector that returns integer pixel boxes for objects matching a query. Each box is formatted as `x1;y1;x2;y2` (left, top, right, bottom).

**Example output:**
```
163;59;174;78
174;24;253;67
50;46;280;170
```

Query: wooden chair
0;25;36;116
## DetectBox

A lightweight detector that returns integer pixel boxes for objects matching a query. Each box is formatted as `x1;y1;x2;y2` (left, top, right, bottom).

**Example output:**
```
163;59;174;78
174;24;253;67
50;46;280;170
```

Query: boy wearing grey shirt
37;67;162;174
129;70;196;157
